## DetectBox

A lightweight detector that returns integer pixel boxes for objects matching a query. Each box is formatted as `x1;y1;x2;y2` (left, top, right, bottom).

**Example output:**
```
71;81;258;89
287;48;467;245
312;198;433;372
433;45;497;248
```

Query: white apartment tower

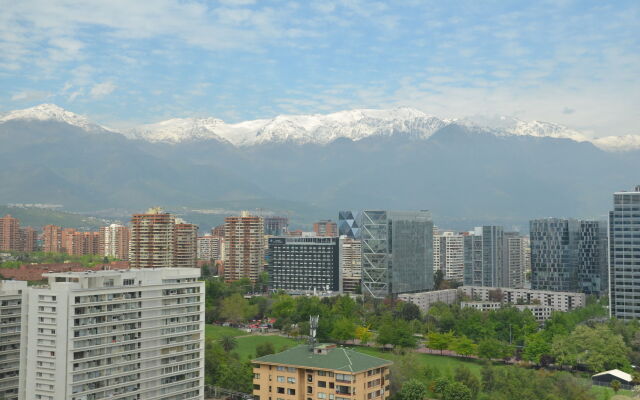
439;232;465;282
0;280;27;400
16;268;204;400
339;236;362;294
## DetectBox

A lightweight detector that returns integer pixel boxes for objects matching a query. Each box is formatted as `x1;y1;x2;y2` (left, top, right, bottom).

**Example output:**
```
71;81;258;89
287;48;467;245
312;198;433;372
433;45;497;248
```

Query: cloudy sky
1;0;638;136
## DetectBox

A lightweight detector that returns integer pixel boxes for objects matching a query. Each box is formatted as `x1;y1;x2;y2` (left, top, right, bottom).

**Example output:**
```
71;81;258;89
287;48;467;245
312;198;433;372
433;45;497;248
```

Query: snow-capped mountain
0;103;113;133
129;107;448;146
2;104;639;151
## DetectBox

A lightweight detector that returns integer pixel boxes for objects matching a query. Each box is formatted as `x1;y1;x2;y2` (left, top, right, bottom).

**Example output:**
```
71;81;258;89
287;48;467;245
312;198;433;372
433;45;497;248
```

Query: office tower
340;236;362;294
129;208;176;268
0;280;27;400
99;223;131;260
42;224;62;253
578;220;608;295
609;186;640;319
20;268;204;399
361;210;434;298
503;232;527;288
19;226;38;252
438;232;465;281
530;218;608;294
223;211;264;283
338;211;361;238
175;220;198;268
313;220;338;237
253;344;392;400
197;234;224;260
463;226;505;287
268;236;340;292
264;216;289;236
0;214;21;251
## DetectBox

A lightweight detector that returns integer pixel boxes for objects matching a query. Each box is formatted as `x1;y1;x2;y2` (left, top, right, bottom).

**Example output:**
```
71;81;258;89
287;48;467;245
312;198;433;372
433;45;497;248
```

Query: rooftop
253;345;391;373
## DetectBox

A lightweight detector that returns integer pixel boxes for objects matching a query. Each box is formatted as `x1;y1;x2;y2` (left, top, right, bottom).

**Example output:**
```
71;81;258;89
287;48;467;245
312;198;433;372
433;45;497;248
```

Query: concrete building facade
339;237;362;294
438;232;465;282
313;220;338;237
129;209;176;269
100;224;131;260
609;186;640;319
459;286;585;312
223;212;264;283
175;221;198;268
463;226;505;288
398;289;458;312
0;280;27;400
0;215;21;252
197;234;224;261
268;237;341;293
18;268;205;399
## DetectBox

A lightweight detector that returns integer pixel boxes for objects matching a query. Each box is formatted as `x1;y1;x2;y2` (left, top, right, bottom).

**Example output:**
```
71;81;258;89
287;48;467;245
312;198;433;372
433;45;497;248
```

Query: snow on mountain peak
0;103;110;132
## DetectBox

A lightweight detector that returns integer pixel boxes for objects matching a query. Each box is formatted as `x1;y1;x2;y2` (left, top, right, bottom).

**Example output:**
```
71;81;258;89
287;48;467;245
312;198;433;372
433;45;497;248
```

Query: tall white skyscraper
10;268;204;399
438;232;465;282
609;186;640;319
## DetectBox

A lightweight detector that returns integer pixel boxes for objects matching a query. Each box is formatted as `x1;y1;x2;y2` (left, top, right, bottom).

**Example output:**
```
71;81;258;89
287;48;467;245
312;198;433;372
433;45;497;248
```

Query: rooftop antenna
309;315;319;351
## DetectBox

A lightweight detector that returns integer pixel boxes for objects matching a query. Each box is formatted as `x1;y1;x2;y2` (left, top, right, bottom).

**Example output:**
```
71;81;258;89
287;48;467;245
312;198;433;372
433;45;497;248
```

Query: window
287;377;296;384
277;387;285;394
254;384;261;390
287;389;296;395
276;366;285;371
318;393;327;399
318;381;326;388
277;376;285;383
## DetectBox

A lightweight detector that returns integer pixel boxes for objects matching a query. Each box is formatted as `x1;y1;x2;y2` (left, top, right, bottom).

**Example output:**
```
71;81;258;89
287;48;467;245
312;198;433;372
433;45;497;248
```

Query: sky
1;0;638;137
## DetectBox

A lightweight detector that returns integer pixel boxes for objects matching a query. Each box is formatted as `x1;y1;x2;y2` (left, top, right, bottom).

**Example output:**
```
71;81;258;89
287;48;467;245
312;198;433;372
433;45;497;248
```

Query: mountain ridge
3;103;639;151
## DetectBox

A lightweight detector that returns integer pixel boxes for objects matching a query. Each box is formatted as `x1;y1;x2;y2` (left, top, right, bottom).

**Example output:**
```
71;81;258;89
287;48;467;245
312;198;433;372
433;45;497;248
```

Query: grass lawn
354;346;488;376
234;335;301;361
205;324;244;341
590;385;633;400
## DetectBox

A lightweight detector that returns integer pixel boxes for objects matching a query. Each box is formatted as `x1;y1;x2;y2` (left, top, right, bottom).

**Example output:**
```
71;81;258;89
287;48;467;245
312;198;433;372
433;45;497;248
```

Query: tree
220;335;237;352
454;366;480;400
551;325;630;372
522;331;552;364
355;326;373;345
443;382;472;400
398;301;421;321
611;380;621;393
451;335;477;358
478;338;512;360
428;331;454;354
256;342;275;357
399;379;428;400
331;317;356;343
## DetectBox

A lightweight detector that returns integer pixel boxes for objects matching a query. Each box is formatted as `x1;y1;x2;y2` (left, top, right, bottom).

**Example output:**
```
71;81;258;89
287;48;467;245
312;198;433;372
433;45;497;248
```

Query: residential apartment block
129;209;176;269
459;286;585;312
252;344;391;400
175;221;198;268
16;268;205;399
609;186;640;319
0;215;38;252
264;216;289;236
397;289;458;312
463;226;505;287
313;220;338;237
100;223;131;260
0;280;27;400
437;232;465;281
197;234;224;261
224;212;264;283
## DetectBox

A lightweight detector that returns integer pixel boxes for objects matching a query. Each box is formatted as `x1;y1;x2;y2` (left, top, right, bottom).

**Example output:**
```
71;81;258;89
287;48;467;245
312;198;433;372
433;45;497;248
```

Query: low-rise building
398;289;458;312
459;286;585;312
252;344;392;400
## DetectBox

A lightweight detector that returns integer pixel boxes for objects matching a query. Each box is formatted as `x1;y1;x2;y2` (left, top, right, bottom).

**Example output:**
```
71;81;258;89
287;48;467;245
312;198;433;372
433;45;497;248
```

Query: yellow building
252;344;392;400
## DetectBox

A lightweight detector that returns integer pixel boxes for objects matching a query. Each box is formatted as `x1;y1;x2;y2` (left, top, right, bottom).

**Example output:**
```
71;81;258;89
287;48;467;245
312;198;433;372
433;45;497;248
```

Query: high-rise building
361;210;434;298
503;232;527;288
463;226;505;287
42;224;62;253
20;226;38;252
211;224;225;237
313;220;338;237
99;223;130;260
340;236;362;294
530;218;608;295
0;214;21;251
609;186;640;319
129;208;176;268
438;232;465;281
338;211;361;238
433;228;441;274
264;216;289;236
175;220;198;268
0;280;27;400
197;234;224;260
223;212;264;283
268;236;340;292
17;268;204;399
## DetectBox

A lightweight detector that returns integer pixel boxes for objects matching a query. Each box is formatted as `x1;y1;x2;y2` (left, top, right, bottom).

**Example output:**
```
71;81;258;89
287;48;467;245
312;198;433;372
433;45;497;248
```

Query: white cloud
89;82;116;99
11;90;52;102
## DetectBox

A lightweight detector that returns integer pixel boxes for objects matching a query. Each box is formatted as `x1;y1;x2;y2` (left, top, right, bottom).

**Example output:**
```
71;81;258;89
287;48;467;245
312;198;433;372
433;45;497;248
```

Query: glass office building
361;210;434;298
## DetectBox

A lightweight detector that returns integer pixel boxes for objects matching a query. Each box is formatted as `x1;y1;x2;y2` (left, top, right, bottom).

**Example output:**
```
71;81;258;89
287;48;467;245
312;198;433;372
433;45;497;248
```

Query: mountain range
1;103;638;230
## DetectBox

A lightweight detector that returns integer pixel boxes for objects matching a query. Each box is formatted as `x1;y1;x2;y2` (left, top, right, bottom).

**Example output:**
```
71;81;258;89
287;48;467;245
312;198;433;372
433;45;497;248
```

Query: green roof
252;345;392;373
